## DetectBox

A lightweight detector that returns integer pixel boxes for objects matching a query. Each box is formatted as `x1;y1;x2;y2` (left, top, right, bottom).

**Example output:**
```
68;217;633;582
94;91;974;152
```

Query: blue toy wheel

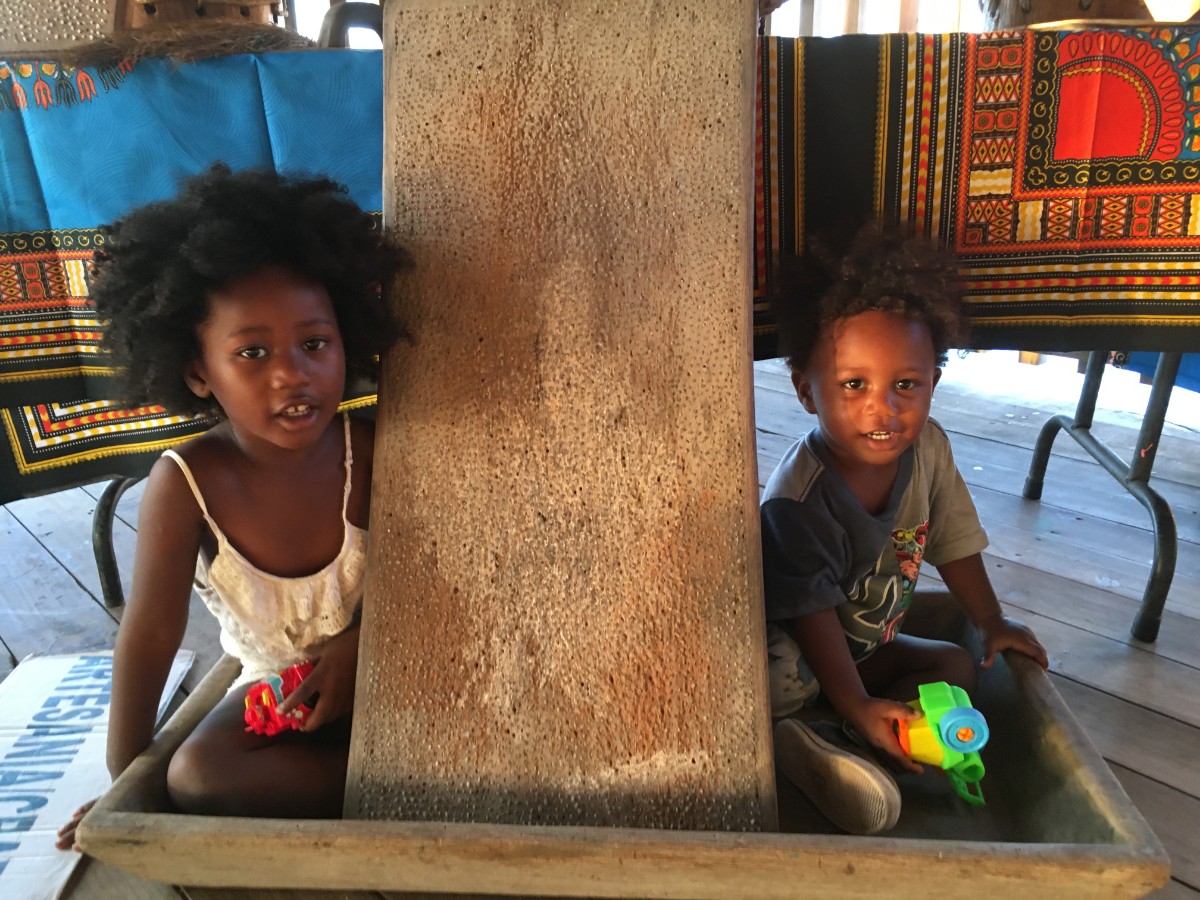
939;706;989;752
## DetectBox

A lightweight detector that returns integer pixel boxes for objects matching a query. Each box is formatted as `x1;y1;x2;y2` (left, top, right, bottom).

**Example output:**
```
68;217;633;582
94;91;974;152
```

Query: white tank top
162;413;367;684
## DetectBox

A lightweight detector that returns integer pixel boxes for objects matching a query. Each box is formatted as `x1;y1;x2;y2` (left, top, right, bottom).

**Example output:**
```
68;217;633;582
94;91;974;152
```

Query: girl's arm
275;414;374;729
61;457;201;851
106;455;204;777
279;620;359;730
935;553;1048;670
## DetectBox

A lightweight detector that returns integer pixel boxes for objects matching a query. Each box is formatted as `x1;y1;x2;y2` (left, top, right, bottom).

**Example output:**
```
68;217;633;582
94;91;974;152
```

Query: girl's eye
303;337;330;352
238;346;268;360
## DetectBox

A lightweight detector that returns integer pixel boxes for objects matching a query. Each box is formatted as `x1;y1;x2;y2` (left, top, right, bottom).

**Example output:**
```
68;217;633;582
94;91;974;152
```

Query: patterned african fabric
0;50;383;502
752;29;1200;359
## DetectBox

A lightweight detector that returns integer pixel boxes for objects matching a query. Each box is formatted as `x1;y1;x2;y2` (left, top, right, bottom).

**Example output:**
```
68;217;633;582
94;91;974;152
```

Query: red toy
243;661;315;735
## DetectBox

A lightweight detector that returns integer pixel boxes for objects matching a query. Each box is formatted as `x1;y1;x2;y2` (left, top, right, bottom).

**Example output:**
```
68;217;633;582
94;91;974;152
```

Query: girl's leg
855;634;977;704
166;690;351;818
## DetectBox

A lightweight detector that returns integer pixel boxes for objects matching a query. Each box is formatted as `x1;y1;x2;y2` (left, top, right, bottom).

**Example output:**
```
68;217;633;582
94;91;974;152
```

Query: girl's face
792;309;939;477
185;266;346;454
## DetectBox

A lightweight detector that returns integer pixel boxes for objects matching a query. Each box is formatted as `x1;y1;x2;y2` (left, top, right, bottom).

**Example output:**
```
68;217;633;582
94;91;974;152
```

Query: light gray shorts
766;623;821;718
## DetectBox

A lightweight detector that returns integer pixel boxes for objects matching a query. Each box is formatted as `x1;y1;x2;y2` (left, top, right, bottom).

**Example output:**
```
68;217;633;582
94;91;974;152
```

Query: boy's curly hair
92;164;409;416
771;221;966;372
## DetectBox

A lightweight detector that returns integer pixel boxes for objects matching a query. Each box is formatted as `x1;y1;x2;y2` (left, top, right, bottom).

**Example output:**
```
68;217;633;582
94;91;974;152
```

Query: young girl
57;165;406;848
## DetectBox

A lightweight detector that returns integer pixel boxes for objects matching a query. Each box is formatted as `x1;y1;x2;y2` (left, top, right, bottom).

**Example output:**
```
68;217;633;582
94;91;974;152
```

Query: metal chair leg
1021;351;1180;643
93;476;140;608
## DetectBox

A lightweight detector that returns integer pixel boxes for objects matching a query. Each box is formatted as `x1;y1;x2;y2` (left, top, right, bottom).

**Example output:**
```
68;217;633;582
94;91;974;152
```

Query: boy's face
793;310;939;476
185;266;346;455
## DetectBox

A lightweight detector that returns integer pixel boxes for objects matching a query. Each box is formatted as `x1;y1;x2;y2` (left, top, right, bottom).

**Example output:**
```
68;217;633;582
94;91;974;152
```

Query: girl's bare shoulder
148;426;239;513
167;422;234;461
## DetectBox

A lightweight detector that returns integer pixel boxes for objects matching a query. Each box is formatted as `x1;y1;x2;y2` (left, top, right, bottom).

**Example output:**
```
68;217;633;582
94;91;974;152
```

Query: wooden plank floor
1;352;1196;898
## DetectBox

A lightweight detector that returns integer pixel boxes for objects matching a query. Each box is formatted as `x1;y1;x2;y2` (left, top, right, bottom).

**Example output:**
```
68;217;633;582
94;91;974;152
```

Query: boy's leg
901;589;969;643
166;690;351;818
773;718;902;835
767;625;901;835
766;624;821;717
856;633;977;703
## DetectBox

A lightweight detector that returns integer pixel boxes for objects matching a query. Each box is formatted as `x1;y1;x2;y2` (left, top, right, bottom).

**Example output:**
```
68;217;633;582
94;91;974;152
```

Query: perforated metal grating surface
0;0;115;52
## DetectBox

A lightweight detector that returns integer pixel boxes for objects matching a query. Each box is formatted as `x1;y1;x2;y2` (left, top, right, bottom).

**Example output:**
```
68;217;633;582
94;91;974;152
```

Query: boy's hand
278;625;360;731
843;696;924;774
977;613;1048;670
55;799;96;851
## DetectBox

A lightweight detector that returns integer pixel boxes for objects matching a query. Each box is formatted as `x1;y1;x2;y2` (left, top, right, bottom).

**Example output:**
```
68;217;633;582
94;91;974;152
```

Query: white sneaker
773;718;902;835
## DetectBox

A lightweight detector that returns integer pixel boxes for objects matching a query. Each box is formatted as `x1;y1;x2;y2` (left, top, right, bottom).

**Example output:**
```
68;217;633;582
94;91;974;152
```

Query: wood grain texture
2;487;225;694
0;505;119;659
1113;763;1200;892
74;652;1170;897
1051;676;1200;800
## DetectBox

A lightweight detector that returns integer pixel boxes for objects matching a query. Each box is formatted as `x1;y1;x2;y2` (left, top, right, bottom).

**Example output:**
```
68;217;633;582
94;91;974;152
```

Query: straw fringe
47;22;315;67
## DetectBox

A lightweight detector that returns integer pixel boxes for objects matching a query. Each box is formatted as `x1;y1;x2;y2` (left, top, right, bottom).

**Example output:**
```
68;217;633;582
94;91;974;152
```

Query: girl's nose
271;349;311;387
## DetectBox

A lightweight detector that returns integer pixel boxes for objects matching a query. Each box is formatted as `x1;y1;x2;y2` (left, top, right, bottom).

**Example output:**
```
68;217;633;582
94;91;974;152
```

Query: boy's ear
791;370;818;415
933;367;943;391
184;360;212;399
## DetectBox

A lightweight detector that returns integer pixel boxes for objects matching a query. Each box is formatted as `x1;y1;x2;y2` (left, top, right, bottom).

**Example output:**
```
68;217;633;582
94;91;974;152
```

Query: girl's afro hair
92;163;409;416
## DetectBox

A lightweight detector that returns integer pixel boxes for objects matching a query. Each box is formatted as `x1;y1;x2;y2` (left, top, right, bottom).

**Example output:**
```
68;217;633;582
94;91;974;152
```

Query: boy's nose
866;388;901;414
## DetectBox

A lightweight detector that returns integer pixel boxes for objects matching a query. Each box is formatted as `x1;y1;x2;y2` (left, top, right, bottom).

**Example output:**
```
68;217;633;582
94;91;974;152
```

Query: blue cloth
0;51;382;234
0;50;383;502
1121;352;1200;396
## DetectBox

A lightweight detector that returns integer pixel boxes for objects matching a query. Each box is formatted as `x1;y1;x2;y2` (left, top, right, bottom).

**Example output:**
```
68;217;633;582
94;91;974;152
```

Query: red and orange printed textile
6;31;1200;501
753;28;1200;359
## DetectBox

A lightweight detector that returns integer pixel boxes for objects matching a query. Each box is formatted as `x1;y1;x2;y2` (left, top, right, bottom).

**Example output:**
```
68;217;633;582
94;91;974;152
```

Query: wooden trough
76;610;1170;898
77;1;1168;895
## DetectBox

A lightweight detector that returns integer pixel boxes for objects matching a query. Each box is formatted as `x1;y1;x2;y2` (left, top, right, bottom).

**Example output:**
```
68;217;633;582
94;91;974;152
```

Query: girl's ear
792;369;818;415
184;360;212;399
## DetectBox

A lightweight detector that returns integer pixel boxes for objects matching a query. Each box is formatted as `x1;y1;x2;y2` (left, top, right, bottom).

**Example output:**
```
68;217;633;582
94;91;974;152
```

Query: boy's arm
789;609;920;771
935;553;1048;669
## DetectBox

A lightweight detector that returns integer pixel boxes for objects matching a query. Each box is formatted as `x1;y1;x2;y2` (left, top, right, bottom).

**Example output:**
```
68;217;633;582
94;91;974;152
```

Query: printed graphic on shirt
839;520;930;659
894;521;928;601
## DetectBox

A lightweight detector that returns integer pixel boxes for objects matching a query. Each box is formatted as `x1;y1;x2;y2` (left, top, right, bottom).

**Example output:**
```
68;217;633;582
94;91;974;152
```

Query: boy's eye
303;337;330;352
896;379;917;390
842;378;864;390
237;346;268;360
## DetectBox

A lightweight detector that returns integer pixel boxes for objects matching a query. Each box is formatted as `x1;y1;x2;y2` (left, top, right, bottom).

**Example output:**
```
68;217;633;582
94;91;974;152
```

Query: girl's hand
278;626;360;731
977;613;1049;670
843;696;923;774
55;799;96;851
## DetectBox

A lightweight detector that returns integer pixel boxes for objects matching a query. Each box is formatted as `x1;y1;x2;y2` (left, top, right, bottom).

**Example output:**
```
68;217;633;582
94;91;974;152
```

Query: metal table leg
93;476;141;608
1022;350;1180;643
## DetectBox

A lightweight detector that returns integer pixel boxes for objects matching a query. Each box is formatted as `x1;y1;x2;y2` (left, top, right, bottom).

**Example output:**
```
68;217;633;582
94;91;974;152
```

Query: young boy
760;222;1048;835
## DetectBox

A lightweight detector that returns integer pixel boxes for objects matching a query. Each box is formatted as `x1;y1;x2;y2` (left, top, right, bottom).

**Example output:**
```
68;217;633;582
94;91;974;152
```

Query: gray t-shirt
760;419;988;660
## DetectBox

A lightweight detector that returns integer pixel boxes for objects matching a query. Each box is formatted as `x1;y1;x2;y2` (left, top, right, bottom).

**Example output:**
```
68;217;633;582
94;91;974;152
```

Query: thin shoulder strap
341;412;354;520
161;448;222;535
